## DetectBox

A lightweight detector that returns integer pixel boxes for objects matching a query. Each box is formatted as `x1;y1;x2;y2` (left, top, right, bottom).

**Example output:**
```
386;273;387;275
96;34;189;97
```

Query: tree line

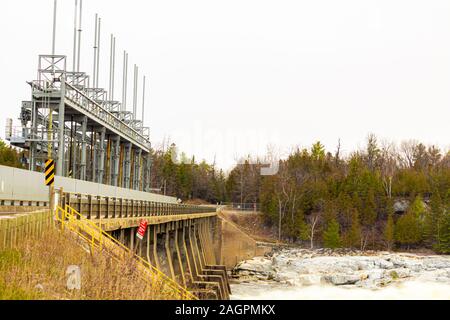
0;139;25;169
1;136;449;253
226;135;449;254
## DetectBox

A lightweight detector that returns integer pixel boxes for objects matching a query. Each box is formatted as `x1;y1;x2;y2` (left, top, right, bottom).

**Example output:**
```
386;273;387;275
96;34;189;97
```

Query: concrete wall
219;218;271;269
110;216;231;300
0;165;178;204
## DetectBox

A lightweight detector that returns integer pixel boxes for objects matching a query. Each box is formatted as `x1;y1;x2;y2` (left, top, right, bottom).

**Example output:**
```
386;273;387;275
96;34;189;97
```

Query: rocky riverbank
230;248;450;299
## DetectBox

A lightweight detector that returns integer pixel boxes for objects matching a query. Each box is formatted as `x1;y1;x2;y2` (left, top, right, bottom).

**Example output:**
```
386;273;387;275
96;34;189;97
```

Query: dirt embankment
219;210;278;243
183;199;212;205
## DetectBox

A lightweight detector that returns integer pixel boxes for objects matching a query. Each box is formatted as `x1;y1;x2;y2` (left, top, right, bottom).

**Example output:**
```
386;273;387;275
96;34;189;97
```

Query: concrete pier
109;215;231;299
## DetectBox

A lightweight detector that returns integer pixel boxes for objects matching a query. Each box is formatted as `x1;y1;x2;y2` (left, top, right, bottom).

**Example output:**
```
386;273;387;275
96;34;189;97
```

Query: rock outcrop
231;248;450;289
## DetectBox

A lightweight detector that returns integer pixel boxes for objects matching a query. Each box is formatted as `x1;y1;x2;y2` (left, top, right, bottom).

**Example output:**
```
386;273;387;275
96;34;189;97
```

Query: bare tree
274;163;292;241
308;213;320;249
380;140;398;198
399;140;418;169
335;138;342;166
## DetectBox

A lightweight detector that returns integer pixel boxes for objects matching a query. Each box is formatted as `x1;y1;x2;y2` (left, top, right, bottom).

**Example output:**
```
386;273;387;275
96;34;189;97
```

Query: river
229;248;450;300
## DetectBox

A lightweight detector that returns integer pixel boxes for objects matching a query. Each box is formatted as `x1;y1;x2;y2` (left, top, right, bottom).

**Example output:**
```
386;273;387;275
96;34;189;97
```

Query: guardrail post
97;196;101;219
88;195;92;219
119;198;123;218
113;197;116;219
77;193;82;214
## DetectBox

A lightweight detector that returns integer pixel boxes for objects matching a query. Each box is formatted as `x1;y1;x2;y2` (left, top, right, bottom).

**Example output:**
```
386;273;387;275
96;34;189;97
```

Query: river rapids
229;248;450;300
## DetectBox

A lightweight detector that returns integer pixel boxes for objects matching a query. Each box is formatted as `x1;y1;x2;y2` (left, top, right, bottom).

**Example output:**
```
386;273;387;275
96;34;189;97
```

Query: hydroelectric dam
0;0;266;300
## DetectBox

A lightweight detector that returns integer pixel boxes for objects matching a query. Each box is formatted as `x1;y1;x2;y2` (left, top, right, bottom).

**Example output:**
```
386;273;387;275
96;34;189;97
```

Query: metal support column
97;128;106;184
123;143;132;188
56;75;66;176
145;153;152;192
111;136;120;186
29;100;38;171
80;116;88;180
71;122;78;179
135;149;142;190
92;130;97;182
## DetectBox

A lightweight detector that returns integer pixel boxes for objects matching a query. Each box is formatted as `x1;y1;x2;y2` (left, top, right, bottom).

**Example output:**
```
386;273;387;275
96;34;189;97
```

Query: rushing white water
231;281;450;300
230;248;450;300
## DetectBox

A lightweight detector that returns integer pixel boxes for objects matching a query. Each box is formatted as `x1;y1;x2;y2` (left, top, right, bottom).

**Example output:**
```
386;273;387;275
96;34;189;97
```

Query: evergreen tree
424;191;443;247
311;141;326;162
323;219;341;249
395;212;421;248
299;218;310;242
362;189;377;226
436;212;450;254
0;139;24;169
409;195;427;240
345;208;362;248
384;213;395;251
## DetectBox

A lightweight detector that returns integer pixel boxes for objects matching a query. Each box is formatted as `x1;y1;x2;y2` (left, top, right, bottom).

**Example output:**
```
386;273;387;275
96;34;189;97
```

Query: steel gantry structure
6;0;152;192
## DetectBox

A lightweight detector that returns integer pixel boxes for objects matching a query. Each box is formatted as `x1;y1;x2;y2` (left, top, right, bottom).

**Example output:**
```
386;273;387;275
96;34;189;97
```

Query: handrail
62;191;217;217
64;82;150;149
55;205;197;300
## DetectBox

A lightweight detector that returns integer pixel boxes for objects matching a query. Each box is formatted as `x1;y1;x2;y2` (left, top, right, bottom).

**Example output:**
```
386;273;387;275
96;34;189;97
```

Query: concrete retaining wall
110;215;231;300
219;218;271;269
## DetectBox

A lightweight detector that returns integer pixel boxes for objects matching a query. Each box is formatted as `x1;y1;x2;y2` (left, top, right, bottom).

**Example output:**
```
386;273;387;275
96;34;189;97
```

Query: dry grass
184;199;212;205
221;210;278;243
0;227;183;300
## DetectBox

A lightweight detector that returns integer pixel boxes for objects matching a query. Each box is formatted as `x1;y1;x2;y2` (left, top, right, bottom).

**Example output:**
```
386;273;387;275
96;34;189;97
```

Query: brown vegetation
220;210;277;243
0;227;180;300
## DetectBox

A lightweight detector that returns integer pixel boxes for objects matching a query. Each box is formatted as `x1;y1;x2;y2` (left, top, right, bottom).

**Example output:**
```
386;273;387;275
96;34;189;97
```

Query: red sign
136;220;148;240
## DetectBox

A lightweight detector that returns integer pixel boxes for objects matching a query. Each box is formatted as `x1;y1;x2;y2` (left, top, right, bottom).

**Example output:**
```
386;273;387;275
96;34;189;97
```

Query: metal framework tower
6;1;152;192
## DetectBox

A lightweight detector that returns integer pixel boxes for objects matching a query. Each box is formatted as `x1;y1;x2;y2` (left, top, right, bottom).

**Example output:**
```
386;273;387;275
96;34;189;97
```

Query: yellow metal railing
55;205;196;300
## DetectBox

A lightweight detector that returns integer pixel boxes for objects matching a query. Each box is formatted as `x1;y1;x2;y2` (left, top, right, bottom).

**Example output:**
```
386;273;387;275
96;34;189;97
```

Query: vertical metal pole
98;128;106;184
112;37;116;100
109;34;113;101
136;150;142;190
122;51;127;112
72;123;77;179
76;0;83;72
56;76;66;176
112;136;121;186
123;52;128;111
146;153;152;192
133;65;138;121
69;116;74;176
142;75;146;130
124;143;132;188
108;136;114;185
92;129;97;182
121;51;125;110
30;98;37;171
52;0;57;56
96;18;101;88
80;116;88;180
73;0;78;72
93;14;98;88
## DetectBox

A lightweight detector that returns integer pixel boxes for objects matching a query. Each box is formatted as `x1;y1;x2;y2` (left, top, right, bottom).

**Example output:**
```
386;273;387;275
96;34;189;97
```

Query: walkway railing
221;202;260;212
62;192;216;220
55;204;197;300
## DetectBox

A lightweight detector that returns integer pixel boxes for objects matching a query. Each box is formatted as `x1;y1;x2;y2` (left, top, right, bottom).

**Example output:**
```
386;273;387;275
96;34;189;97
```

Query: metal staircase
55;204;197;300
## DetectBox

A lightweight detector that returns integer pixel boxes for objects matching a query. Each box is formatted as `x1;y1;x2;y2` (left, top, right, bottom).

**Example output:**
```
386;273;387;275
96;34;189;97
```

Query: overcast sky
1;0;449;170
